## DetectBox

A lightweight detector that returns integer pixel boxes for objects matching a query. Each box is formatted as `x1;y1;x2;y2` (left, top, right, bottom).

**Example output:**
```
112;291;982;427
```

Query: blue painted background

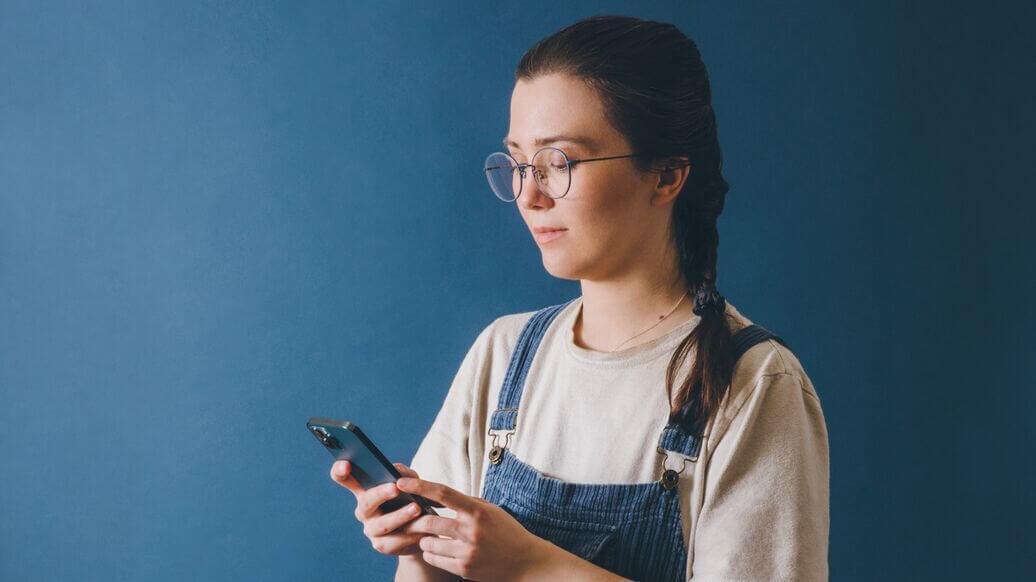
2;1;1033;579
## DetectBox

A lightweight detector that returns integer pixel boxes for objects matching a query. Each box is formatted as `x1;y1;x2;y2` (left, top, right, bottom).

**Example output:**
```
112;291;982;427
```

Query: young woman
331;15;829;581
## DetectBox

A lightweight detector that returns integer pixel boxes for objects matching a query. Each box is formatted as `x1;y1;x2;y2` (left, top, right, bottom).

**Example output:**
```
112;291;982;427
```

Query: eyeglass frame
484;146;645;201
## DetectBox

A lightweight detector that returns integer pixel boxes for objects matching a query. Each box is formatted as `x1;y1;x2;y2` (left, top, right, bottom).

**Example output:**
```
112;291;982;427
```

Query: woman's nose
517;173;554;208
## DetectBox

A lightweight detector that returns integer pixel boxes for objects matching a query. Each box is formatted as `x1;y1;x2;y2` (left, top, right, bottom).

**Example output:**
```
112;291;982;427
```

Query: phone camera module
311;427;341;449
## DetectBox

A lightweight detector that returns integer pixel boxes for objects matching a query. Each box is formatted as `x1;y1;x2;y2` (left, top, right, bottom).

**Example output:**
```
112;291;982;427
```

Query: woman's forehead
510;74;603;125
507;75;621;152
502;133;601;152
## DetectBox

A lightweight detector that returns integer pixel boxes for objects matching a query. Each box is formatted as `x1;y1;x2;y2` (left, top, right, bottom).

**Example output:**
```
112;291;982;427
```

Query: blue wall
2;1;1032;579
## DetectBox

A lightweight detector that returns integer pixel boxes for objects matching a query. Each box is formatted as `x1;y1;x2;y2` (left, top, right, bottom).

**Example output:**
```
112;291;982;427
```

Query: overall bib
479;298;788;582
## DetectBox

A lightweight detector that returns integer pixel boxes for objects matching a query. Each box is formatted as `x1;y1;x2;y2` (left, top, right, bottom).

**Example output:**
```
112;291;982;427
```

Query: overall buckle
656;447;694;490
487;429;515;465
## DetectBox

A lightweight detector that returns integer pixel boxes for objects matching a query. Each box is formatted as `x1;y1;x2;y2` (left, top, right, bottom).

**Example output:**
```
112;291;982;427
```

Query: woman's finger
418;534;464;559
396;477;473;512
329;460;362;495
391;464;445;508
364;501;424;538
400;513;462;540
393;462;418;478
372;531;427;556
419;550;463;577
355;482;400;521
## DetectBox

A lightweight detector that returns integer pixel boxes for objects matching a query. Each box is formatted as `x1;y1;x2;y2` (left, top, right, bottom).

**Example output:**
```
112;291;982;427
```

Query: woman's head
505;72;689;283
507;15;735;434
510;15;728;294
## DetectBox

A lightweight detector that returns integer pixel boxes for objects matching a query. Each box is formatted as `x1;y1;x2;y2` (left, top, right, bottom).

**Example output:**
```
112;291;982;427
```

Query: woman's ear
652;157;691;205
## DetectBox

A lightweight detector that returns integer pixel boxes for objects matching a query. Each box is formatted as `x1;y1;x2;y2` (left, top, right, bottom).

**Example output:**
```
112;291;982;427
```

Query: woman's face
505;72;674;282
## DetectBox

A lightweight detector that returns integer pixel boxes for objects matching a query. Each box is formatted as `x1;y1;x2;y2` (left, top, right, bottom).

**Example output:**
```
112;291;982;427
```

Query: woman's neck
572;275;698;353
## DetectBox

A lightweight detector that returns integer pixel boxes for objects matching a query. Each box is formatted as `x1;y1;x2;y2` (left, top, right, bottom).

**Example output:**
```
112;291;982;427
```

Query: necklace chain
605;290;689;353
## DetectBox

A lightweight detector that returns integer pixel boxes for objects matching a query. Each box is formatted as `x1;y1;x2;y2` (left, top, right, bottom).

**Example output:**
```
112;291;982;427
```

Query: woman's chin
540;253;584;281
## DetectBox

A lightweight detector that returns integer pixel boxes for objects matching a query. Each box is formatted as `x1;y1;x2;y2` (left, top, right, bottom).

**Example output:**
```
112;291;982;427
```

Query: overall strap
726;323;789;368
655;323;789;488
488;298;576;432
486;298;575;466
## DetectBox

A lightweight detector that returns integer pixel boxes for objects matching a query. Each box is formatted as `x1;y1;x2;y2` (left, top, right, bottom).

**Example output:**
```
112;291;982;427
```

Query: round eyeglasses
483;147;639;202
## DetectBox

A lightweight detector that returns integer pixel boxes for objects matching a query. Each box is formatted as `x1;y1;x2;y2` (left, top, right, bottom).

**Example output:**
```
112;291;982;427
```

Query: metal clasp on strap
656;446;695;490
487;429;515;465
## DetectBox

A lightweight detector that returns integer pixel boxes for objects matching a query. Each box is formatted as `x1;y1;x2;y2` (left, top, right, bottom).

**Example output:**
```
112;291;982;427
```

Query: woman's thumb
392;463;444;507
393;462;418;478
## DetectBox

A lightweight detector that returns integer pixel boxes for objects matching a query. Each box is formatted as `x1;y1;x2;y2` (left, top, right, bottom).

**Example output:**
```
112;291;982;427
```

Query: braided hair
517;15;735;436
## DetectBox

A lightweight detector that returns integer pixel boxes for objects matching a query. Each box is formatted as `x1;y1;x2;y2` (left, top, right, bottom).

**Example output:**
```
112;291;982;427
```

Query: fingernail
408;503;419;514
397;478;411;488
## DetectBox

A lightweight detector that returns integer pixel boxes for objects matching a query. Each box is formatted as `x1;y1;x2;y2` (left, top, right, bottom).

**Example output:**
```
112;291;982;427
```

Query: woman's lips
533;229;567;244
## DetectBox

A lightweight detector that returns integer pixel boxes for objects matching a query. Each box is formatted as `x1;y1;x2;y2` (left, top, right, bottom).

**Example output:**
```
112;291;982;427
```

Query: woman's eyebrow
502;135;597;150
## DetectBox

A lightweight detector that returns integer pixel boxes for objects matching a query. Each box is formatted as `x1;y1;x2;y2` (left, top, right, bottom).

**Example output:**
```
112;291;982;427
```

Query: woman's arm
397;540;632;582
396;535;630;582
691;371;830;581
515;537;632;582
395;554;461;581
396;475;635;582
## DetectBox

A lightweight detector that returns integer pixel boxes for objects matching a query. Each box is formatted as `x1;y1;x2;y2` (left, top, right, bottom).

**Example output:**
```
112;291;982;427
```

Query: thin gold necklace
605;290;689;353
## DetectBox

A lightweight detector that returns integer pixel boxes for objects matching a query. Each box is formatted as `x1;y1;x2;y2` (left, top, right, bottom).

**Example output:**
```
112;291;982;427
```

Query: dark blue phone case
307;416;438;516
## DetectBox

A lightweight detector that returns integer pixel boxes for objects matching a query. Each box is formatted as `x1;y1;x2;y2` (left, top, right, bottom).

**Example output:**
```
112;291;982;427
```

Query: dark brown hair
516;15;737;436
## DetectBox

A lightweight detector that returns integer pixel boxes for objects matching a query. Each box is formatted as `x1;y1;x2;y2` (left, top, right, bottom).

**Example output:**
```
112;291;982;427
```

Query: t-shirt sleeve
690;371;830;581
408;321;493;502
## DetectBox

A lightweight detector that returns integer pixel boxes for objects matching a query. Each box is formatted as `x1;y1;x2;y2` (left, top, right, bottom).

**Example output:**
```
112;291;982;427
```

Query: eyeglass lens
484;147;571;201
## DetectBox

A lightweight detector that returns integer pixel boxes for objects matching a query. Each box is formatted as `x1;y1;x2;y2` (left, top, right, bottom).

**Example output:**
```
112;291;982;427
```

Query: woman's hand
396;476;550;581
330;460;427;556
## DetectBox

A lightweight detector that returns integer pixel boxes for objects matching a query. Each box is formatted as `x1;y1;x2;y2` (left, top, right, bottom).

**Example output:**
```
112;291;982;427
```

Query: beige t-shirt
410;296;829;581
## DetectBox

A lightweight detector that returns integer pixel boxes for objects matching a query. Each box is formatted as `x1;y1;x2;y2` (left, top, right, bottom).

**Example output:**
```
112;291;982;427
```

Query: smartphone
307;416;439;516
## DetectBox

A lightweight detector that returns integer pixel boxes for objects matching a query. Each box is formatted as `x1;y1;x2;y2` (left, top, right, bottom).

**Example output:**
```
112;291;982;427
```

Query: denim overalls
479;298;788;581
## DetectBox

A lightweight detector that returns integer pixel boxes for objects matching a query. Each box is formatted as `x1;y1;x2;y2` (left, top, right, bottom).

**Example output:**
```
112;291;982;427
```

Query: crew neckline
560;296;705;368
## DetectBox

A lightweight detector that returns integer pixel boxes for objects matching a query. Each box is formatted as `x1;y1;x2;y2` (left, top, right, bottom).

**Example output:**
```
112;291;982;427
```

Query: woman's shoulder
486;309;538;339
724;301;820;404
709;302;825;446
468;306;534;356
471;299;573;354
